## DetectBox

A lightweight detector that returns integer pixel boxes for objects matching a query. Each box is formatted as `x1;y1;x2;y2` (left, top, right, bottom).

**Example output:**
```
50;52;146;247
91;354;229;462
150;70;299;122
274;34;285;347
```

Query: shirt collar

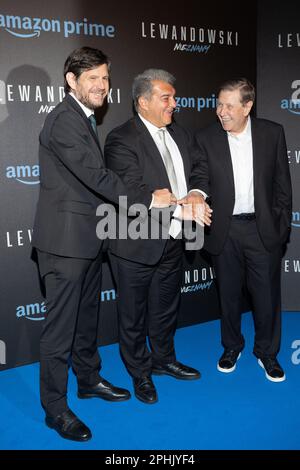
69;92;94;118
228;116;251;141
138;113;167;137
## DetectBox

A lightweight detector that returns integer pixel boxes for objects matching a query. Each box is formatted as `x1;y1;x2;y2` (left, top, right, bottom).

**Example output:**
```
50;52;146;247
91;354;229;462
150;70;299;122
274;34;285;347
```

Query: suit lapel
215;123;235;190
134;116;191;187
250;118;263;197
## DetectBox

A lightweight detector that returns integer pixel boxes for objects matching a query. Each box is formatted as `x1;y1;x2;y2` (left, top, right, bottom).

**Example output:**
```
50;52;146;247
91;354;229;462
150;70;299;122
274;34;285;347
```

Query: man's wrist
149;194;155;209
188;189;207;200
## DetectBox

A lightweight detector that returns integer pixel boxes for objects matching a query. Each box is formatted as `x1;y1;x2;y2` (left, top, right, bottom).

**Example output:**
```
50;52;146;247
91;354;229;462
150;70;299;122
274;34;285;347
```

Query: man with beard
32;48;173;441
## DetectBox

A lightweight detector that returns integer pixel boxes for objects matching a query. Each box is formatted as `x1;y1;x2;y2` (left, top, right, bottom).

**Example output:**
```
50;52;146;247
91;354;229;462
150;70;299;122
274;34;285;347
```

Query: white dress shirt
139;114;193;237
138;114;188;199
227;117;255;215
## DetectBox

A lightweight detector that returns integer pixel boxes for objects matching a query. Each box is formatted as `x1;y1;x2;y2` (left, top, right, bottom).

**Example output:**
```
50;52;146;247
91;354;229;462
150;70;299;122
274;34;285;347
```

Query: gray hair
132;68;176;112
217;78;255;105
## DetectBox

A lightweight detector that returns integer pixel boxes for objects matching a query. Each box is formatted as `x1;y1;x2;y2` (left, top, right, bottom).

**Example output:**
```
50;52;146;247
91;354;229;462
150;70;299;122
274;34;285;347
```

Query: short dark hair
132;68;176;112
64;46;110;93
217;78;255;105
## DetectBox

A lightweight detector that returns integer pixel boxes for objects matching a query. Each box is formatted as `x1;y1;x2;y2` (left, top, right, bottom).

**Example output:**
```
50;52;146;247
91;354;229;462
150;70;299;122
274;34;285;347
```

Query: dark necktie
89;114;99;141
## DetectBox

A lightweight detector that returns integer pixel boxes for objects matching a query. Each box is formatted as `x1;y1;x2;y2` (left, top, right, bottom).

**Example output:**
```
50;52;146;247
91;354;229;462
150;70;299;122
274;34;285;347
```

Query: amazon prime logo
291;340;300;365
0;13;115;39
16;302;46;321
6;164;40;185
292;211;300;228
281;80;300;115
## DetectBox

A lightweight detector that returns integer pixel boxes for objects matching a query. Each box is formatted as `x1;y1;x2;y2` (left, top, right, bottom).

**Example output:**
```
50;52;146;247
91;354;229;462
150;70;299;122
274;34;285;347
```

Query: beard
75;88;107;110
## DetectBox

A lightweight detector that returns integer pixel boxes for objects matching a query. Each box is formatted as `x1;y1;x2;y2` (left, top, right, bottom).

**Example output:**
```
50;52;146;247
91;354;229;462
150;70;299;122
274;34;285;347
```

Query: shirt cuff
149;194;155;210
188;189;207;200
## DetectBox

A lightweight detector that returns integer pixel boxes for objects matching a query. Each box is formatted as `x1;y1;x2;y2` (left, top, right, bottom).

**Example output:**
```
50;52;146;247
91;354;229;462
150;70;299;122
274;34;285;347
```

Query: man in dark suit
105;69;211;404
32;49;174;441
195;78;292;382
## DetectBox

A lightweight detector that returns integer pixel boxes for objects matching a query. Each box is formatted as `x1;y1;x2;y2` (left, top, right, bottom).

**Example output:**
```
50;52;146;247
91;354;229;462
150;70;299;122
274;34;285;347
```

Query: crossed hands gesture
152;189;212;226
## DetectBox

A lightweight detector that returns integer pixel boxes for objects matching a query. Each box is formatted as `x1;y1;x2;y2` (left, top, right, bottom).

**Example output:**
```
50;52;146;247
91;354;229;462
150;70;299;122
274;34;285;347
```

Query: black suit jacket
104;115;209;265
32;95;152;258
195;118;292;255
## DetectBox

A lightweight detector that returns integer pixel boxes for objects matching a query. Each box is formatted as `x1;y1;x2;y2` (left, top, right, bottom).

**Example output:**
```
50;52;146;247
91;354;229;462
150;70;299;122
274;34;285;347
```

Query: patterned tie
89;114;99;141
157;129;179;198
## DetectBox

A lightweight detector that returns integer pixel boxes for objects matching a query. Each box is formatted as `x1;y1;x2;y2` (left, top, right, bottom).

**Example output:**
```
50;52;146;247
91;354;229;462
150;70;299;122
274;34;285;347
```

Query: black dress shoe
258;357;286;382
217;350;241;373
152;360;201;380
133;376;158;404
45;409;92;442
78;376;131;401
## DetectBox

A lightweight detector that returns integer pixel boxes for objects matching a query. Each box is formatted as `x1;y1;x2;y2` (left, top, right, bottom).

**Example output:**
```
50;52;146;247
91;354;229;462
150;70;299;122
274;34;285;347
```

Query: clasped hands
152;189;212;226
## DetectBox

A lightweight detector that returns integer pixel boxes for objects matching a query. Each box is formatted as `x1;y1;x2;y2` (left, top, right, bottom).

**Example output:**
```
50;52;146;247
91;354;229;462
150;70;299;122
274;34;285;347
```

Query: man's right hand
152;188;177;208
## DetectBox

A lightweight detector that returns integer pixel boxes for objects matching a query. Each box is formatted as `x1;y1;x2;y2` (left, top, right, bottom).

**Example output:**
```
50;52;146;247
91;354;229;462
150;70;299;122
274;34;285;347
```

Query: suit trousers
212;219;282;358
110;238;183;378
37;249;103;417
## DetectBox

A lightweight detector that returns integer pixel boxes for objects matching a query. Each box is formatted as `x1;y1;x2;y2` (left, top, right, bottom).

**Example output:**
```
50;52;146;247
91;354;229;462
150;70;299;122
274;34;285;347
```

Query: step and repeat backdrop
257;0;300;312
0;0;260;369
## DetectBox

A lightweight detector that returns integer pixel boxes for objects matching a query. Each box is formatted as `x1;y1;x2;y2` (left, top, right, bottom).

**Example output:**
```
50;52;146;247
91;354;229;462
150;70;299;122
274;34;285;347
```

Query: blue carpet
0;312;299;450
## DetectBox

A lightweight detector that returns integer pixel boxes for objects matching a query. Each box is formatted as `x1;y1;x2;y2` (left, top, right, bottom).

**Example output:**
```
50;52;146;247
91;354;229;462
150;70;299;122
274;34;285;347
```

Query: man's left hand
177;191;212;226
